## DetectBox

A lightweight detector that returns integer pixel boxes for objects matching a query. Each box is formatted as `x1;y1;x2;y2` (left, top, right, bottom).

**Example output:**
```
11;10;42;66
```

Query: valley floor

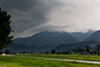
16;54;100;62
1;54;100;67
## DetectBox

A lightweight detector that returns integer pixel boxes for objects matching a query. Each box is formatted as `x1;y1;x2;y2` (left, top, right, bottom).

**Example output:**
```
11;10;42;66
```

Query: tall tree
86;46;90;52
0;8;13;52
51;49;56;54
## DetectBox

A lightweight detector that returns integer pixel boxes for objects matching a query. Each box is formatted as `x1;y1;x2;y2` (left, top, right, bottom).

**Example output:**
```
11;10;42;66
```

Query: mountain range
13;31;79;46
7;30;100;52
84;30;100;42
70;30;94;41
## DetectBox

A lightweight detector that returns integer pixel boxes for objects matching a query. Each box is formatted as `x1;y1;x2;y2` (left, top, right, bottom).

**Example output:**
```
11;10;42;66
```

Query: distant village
1;46;100;56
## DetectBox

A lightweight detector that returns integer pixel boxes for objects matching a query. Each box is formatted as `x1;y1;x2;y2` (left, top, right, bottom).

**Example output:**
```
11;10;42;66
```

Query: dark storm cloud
0;0;62;37
0;0;35;11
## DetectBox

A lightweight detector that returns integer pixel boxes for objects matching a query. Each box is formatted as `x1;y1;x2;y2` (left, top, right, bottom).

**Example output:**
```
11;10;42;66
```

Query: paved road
46;58;100;64
13;56;100;64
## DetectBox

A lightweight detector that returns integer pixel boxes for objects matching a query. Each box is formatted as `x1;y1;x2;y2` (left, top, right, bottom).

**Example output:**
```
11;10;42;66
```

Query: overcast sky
0;0;100;38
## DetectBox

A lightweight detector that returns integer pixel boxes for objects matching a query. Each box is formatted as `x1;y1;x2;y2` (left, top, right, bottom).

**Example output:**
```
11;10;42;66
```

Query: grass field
16;54;100;61
0;56;100;67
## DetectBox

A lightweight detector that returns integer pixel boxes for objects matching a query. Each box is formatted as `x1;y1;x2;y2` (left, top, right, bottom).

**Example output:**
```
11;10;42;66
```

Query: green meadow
0;56;100;67
17;54;100;61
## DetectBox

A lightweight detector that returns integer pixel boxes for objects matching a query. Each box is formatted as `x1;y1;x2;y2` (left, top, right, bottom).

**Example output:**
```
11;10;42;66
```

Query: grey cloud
1;0;61;11
14;24;68;38
0;0;63;38
31;25;68;33
0;0;34;11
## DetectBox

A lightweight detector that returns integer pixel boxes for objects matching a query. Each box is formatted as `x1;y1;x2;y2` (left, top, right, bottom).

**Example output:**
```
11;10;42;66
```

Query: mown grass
0;56;100;67
16;54;100;61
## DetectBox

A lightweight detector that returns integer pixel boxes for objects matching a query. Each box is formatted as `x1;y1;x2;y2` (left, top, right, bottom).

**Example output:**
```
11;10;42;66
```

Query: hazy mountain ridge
54;41;100;52
70;30;94;41
8;43;54;52
8;30;98;52
54;30;100;52
13;31;79;47
8;31;79;52
84;30;100;42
